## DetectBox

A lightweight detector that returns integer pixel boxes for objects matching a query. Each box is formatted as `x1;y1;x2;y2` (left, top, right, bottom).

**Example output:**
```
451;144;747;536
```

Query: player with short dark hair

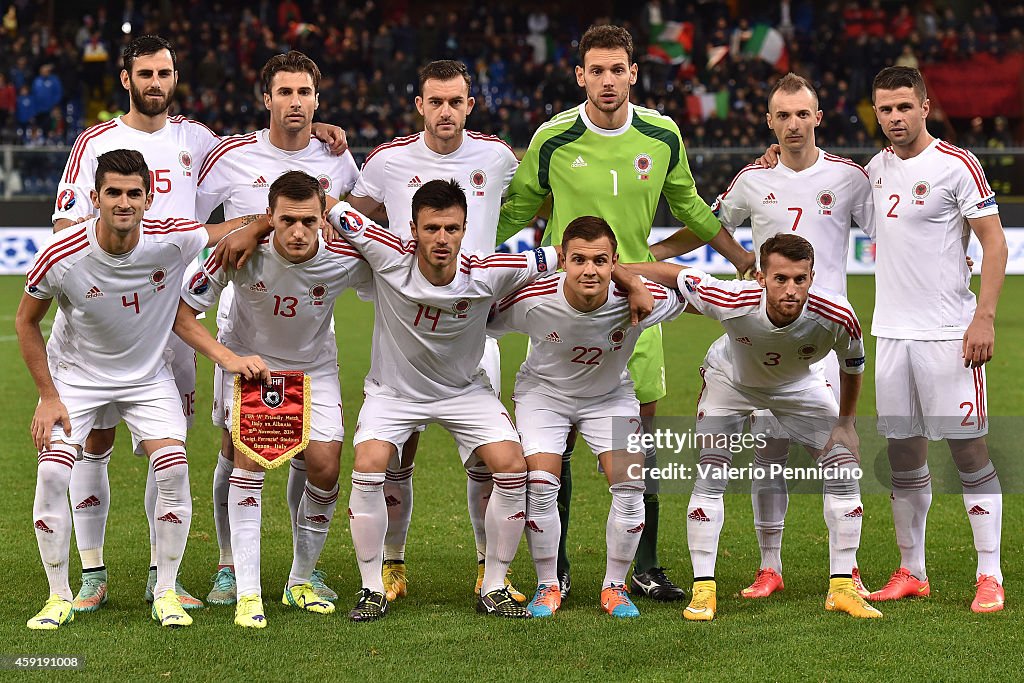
866;66;1007;613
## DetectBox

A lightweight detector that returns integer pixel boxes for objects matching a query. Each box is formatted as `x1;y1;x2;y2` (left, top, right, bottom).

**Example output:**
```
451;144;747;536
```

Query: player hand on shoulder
963;317;995;369
754;143;782;169
222;354;271;384
32;397;71;451
211;216;268;270
610;266;653;326
311;122;348;155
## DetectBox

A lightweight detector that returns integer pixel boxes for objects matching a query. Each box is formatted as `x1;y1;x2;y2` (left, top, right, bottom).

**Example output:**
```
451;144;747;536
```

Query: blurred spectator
0;73;15;129
31;64;62;128
97;100;125;122
3;5;16;38
15;85;34;127
81;31;109;100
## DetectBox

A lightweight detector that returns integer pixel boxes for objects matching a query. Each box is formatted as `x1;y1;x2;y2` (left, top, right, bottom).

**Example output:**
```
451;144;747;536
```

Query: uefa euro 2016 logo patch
57;189;76;211
684;273;702;293
188;270;209;296
341;211;364;234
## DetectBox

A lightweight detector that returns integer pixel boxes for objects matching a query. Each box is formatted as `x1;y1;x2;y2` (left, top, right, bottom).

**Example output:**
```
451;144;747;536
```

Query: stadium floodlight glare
121;22;131;34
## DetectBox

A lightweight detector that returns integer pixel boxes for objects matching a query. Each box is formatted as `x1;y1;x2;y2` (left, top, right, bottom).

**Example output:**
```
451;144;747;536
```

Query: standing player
57;36;347;614
627;234;880;621
176;171;371;628
865;67;1007;613
17;149;258;629
497;24;750;600
650;73;874;598
488;217;692;619
194;50;359;606
53;34;219;613
346;60;522;603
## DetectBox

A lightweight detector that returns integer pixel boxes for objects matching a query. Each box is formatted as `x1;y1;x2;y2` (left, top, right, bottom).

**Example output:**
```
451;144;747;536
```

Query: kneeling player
489;217;691;618
17;149;248;629
175;171;371;628
628;233;880;621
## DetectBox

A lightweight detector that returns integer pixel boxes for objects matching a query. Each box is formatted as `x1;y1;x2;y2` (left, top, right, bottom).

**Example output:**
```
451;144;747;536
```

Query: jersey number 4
122;293;141;314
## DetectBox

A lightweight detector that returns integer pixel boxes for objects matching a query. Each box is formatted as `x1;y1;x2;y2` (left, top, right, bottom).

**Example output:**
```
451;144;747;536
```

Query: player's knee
755;438;790;464
948;437;990;473
85;428;116;454
527;471;559;511
609;481;645;518
36;443;78;492
693;449;731;499
150;445;190;485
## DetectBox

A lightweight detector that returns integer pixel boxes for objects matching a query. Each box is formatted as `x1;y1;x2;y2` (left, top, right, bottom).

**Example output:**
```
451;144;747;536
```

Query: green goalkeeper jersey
497;103;720;261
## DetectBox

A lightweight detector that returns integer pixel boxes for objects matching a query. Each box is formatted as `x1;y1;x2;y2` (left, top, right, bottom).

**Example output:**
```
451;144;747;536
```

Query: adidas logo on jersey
545;331;563;343
736;336;752;345
85;286;104;299
158;512;183;524
874;177;883;187
250;281;267;293
844;505;864;518
968;504;990;516
570;155;587;168
762;192;778;205
237;496;259;507
407;175;423;188
252;176;269;188
76;495;101;509
688;508;710;522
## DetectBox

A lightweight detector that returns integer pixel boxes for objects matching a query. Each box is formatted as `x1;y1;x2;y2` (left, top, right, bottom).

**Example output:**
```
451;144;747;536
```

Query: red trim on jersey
26;228;89;286
169;115;219;138
720;163;767;199
695;283;761;309
702;281;762;298
202;251;223;275
364;226;414;254
823;152;869;179
937;142;992;198
644;282;669;300
197;133;258;184
362;133;419;166
497;281;559;311
325;240;366;260
462;253;528;270
806;304;858;340
64;120;118;183
808;293;862;338
698;291;761;309
466;130;515;154
143;217;203;234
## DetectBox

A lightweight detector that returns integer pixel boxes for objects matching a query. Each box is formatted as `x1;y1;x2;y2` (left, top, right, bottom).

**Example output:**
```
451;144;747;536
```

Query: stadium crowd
1;0;1022;150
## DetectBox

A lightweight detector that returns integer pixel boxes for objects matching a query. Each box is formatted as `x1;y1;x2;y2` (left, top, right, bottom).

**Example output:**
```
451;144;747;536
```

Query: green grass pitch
0;274;1021;681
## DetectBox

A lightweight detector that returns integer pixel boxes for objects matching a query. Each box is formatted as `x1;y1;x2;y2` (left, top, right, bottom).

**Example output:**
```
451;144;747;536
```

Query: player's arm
495;141;546;245
310;123;348;155
173;299;270;382
346;194;388;224
649;226;755;276
826;370;862;456
326;201;409;272
52;146;96;229
963;213;1008;368
15;293;70;449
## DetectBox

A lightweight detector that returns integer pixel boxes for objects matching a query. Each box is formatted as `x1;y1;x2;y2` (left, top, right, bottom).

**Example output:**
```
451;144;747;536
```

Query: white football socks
227;468;264;598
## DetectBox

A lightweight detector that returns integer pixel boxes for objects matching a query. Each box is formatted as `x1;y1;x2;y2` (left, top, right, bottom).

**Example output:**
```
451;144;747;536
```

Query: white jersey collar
578;102;633;137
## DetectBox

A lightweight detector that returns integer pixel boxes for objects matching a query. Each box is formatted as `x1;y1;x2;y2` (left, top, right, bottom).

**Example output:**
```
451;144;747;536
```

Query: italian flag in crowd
647;21;694;65
743;24;789;72
686;90;730;121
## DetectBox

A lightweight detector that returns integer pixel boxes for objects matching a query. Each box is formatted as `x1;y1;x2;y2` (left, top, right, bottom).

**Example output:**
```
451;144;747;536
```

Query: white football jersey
351;131;518;253
677;267;865;390
53;115;219;224
26;217;209;386
713;149;874;294
328;202;556;401
866;139;999;340
181;236;371;370
488;273;687;398
194;129;359;221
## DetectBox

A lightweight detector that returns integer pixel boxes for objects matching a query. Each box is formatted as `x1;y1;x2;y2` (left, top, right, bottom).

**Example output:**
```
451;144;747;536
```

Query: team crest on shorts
188;270;209;295
262;375;285;409
179;150;193;171
608;327;626;349
56;188;76;211
309;283;328;306
634;154;652;180
798;344;817;359
452;298;472;316
816;189;836;215
317;174;332;192
912;180;930;205
150;267;167;292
